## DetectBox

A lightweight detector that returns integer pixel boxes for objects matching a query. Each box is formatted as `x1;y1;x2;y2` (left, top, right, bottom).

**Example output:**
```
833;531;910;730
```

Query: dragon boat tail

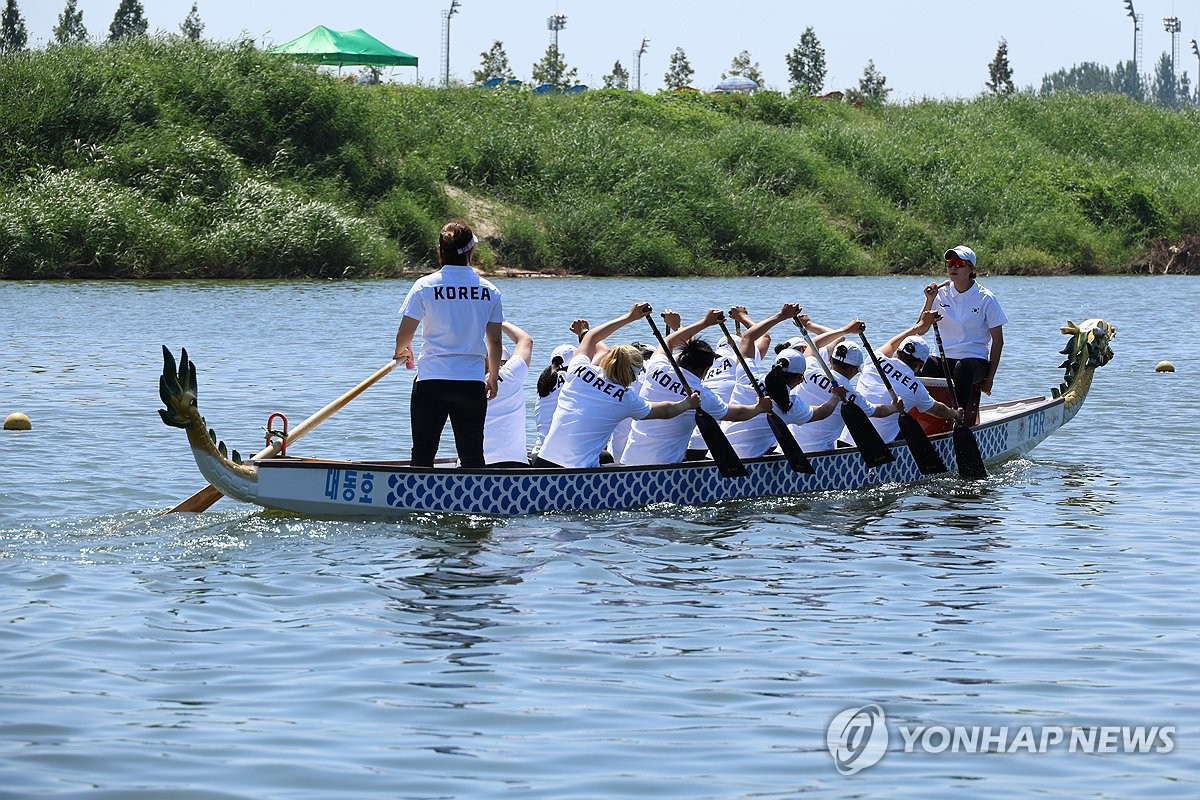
157;319;1115;517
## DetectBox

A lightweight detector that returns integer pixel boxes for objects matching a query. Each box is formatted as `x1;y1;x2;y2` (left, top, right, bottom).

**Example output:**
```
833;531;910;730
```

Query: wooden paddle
859;330;947;475
930;320;987;480
716;319;814;474
166;358;400;513
794;326;894;468
645;315;747;478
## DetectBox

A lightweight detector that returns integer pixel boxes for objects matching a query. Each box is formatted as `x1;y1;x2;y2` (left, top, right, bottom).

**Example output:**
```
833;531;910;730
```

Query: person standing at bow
393;220;503;467
919;245;1007;422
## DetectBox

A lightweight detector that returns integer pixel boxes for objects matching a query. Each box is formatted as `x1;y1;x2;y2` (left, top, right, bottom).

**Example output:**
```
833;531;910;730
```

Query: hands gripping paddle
716;319;814;474
794;326;894;468
930;320;987;480
859;331;947;475
645;316;747;478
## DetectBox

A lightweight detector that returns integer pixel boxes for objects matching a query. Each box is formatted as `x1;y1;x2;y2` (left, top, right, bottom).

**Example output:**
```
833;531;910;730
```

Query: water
1;276;1196;798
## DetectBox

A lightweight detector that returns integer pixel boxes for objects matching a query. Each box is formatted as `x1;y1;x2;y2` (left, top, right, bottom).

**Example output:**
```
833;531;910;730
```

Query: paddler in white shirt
621;309;771;466
480;321;534;467
850;312;963;443
533;303;700;469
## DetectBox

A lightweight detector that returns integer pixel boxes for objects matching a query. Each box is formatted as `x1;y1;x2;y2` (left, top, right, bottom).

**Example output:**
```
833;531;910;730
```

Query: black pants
920;357;988;415
410;379;487;468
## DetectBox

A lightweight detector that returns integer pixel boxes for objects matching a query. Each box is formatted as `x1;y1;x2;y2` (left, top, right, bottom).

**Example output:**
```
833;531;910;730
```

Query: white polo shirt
399;265;503;381
688;345;759;450
791;358;875;452
482;358;530;465
931;282;1007;360
622;355;728;466
851;356;936;443
538;355;654;468
721;371;814;459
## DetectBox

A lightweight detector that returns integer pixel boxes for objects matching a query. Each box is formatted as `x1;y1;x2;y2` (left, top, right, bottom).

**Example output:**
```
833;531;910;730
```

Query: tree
603;60;629;90
663;47;694;89
853;59;891;106
1113;59;1143;102
531;44;577;90
986;38;1015;95
1151;52;1179;108
108;0;148;42
473;40;515;84
785;27;825;95
53;0;87;44
179;1;203;41
1;0;28;54
723;49;764;88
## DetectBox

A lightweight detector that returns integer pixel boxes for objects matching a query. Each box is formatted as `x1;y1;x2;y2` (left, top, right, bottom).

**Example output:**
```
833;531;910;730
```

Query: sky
18;0;1200;100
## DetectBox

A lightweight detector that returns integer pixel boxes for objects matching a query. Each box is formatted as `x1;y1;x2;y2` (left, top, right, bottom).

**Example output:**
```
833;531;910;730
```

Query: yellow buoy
1155;361;1176;373
3;412;32;430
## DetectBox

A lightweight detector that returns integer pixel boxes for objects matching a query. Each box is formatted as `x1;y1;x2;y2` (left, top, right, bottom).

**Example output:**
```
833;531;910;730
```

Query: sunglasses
945;258;972;269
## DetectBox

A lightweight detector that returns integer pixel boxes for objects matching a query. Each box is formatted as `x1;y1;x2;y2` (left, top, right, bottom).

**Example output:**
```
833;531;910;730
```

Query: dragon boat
157;319;1114;517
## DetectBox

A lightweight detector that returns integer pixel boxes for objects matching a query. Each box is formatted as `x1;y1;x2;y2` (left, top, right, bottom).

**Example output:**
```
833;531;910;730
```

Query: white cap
773;348;808;375
944;245;976;266
897;335;931;363
830;340;865;368
500;345;511;361
551;344;575;363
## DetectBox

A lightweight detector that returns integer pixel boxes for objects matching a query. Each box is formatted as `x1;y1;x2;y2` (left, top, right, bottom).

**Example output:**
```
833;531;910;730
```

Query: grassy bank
2;38;1198;279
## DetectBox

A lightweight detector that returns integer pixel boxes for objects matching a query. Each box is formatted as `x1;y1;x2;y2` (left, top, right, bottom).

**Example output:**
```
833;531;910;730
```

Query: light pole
440;0;461;87
546;13;567;86
634;36;649;92
1123;0;1143;75
1164;16;1182;84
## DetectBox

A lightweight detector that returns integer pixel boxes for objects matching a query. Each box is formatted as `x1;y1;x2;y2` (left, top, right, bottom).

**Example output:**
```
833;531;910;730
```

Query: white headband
456;235;478;255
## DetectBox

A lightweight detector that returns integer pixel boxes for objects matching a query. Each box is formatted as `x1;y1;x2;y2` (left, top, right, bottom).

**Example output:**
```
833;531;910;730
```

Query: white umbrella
716;75;758;92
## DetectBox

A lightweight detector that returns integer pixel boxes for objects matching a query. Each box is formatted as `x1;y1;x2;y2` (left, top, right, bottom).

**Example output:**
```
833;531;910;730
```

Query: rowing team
393;222;991;471
518;302;962;469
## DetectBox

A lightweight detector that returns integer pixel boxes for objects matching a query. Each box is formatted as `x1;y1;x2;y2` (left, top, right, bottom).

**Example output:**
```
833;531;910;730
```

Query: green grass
2;38;1198;278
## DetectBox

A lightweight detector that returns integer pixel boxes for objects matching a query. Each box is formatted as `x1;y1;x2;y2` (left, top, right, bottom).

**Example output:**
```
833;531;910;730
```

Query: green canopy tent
268;26;418;72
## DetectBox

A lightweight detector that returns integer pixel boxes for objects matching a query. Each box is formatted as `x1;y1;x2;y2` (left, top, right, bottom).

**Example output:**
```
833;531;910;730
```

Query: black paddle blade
767;411;814;474
839;402;894;468
952;422;988;480
897;412;948;475
695;409;747;478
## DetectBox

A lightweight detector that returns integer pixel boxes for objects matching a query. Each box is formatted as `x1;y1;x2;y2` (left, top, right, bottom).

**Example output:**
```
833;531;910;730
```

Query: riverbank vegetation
2;39;1199;279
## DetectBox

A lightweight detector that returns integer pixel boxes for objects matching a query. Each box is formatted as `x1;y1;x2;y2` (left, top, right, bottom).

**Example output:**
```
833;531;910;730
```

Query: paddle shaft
167;359;399;513
859;330;947;475
645;316;746;477
794;325;894;467
716;319;813;473
929;320;963;413
858;331;902;405
930;319;988;479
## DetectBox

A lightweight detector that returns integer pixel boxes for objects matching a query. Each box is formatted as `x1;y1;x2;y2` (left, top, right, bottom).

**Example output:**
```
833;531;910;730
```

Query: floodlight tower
547;13;567;86
1123;0;1143;75
634;36;650;92
1164;16;1182;83
440;0;461;87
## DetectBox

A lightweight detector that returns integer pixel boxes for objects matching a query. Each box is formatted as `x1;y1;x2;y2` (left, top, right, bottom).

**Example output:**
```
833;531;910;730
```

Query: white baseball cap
830;340;865;368
551;344;575;363
897;335;931;363
773;348;808;375
944;245;977;266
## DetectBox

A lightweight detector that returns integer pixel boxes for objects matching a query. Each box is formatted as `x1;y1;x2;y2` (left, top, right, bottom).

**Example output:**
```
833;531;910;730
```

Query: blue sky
20;0;1200;99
